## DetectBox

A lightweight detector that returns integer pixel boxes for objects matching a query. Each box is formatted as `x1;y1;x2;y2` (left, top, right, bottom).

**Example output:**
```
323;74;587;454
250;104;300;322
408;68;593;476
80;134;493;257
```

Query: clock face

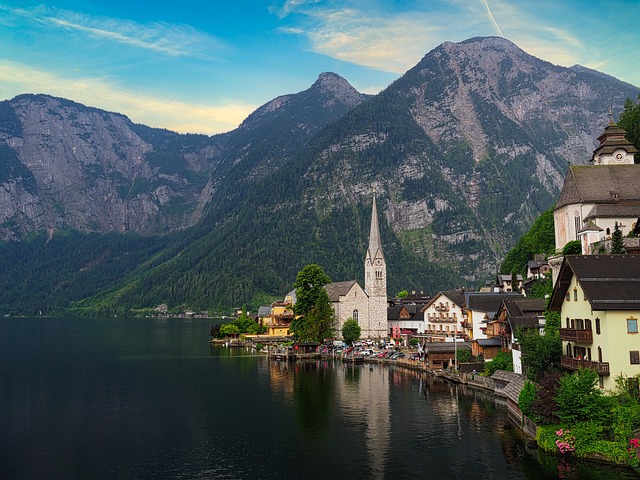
615;152;625;162
375;259;382;266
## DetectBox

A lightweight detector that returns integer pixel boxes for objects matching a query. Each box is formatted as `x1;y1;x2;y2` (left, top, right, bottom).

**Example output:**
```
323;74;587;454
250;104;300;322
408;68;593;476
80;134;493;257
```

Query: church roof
555;165;640;209
578;220;603;233
324;280;362;302
584;202;640;220
549;255;640;311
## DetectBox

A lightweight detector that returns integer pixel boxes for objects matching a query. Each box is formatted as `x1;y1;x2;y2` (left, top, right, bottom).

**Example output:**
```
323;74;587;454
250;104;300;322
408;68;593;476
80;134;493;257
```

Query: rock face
0;73;368;240
0;94;224;239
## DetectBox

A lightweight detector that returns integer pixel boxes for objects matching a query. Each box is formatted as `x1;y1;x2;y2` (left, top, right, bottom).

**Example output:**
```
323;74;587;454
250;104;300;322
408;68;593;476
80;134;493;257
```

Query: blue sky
1;0;639;135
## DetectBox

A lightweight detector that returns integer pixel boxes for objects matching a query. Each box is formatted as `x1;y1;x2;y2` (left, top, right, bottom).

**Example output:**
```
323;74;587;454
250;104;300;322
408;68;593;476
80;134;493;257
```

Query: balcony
430;316;457;323
559;328;593;343
434;304;450;312
561;355;610;376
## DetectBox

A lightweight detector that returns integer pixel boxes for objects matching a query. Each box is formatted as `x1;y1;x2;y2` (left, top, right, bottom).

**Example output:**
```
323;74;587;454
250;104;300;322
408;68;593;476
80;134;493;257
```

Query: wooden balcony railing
430;317;457;323
434;305;450;312
559;328;593;343
561;355;609;376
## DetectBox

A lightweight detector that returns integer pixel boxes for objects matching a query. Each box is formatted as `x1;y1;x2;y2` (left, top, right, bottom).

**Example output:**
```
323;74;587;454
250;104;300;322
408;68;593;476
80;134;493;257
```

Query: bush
519;381;537;420
484;350;513;375
531;371;562;424
555;368;609;424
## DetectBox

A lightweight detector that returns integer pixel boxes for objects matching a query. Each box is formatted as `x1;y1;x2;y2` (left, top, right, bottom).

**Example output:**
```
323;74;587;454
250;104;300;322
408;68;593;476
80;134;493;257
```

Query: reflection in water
337;364;390;480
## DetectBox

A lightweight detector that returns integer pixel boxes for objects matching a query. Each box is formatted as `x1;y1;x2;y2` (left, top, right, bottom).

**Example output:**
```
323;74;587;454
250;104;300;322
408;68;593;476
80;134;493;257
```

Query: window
574;214;581;240
573;288;578;301
595;317;601;335
630;351;640;365
628;317;638;334
352;310;359;324
566;292;570;302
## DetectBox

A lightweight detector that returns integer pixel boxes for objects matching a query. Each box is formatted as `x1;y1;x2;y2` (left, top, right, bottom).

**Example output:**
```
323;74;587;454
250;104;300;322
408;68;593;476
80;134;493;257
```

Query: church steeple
367;191;384;264
365;190;386;298
591;116;638;165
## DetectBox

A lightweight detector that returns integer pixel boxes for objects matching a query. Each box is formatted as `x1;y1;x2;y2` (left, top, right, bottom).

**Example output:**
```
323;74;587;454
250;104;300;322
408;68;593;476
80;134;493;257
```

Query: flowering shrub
555;428;576;454
628;438;640;466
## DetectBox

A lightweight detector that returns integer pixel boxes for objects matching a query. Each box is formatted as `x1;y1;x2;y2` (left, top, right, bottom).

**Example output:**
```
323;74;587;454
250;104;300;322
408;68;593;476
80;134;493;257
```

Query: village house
423;341;471;371
422;290;466;341
387;292;430;337
548;255;640;390
464;291;523;341
495;274;523;293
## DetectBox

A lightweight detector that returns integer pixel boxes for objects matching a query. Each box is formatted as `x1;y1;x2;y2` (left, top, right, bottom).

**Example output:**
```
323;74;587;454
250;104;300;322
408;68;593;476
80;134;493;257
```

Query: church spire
367;190;384;262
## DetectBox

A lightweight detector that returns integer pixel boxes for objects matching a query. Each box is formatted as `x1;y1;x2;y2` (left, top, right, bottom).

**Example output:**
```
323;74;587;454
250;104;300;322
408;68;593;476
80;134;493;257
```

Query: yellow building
549;255;640;391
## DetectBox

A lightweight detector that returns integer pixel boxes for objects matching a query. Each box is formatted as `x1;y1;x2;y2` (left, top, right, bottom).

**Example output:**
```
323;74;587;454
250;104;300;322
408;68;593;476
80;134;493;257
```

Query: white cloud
279;5;447;74
0;4;227;59
0;60;255;134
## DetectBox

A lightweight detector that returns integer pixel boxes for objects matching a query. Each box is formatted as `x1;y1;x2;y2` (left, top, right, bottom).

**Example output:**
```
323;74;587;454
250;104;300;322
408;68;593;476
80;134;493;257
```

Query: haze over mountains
0;37;638;314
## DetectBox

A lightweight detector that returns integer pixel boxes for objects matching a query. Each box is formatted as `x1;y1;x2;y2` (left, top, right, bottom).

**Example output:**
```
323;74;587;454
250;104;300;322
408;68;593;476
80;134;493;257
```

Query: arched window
352;310;359;324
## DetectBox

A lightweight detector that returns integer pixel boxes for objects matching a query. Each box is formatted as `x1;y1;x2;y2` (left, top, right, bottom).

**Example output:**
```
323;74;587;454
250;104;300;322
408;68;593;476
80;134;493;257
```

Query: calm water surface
0;317;634;479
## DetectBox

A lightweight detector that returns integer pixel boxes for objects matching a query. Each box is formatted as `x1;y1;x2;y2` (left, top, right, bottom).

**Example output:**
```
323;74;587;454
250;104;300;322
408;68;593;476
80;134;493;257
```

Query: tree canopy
610;222;626;254
290;264;335;342
293;264;331;317
342;318;361;345
619;94;640;164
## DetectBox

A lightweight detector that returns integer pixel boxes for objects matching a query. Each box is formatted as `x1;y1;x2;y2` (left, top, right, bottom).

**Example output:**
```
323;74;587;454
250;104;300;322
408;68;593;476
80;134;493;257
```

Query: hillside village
237;116;640;392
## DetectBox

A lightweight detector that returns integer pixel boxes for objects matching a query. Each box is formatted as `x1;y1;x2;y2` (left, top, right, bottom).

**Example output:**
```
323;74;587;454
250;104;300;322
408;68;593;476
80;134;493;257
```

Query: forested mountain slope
0;37;638;315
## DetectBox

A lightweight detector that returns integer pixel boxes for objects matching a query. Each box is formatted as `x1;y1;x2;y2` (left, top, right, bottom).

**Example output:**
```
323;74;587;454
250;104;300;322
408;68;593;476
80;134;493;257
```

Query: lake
0;317;634;479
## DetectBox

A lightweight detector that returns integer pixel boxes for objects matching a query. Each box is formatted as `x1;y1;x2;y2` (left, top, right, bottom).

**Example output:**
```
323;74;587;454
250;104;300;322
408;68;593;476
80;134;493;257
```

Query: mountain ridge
0;36;638;314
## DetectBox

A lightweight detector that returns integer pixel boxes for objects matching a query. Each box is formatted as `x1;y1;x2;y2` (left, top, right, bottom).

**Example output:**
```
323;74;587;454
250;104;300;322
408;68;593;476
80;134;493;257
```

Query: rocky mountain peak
309;72;367;107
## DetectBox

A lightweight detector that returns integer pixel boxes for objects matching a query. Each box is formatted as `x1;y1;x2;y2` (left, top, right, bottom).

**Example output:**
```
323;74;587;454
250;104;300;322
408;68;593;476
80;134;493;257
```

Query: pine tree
610;222;626;254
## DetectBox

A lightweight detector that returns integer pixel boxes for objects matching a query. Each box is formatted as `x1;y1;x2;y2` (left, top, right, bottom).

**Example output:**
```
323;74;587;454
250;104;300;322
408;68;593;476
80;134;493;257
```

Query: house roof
476;338;502;347
257;306;272;317
549;255;640;311
555;165;640;210
424;342;471;353
424;290;466;310
498;297;545;330
465;292;523;313
324;280;362;302
387;305;408;321
491;370;526;403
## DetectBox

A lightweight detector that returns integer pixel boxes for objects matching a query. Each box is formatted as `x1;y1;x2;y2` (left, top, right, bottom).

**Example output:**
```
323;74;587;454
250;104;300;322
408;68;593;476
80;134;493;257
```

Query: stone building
328;193;388;339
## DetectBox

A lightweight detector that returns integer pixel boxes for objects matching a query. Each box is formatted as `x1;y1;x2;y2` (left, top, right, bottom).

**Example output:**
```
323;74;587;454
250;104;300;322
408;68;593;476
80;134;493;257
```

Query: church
325;193;389;340
554;116;640;254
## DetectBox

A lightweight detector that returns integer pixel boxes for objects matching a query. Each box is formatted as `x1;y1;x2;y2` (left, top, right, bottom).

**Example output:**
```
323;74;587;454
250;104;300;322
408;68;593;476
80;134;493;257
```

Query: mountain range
0;36;638;315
